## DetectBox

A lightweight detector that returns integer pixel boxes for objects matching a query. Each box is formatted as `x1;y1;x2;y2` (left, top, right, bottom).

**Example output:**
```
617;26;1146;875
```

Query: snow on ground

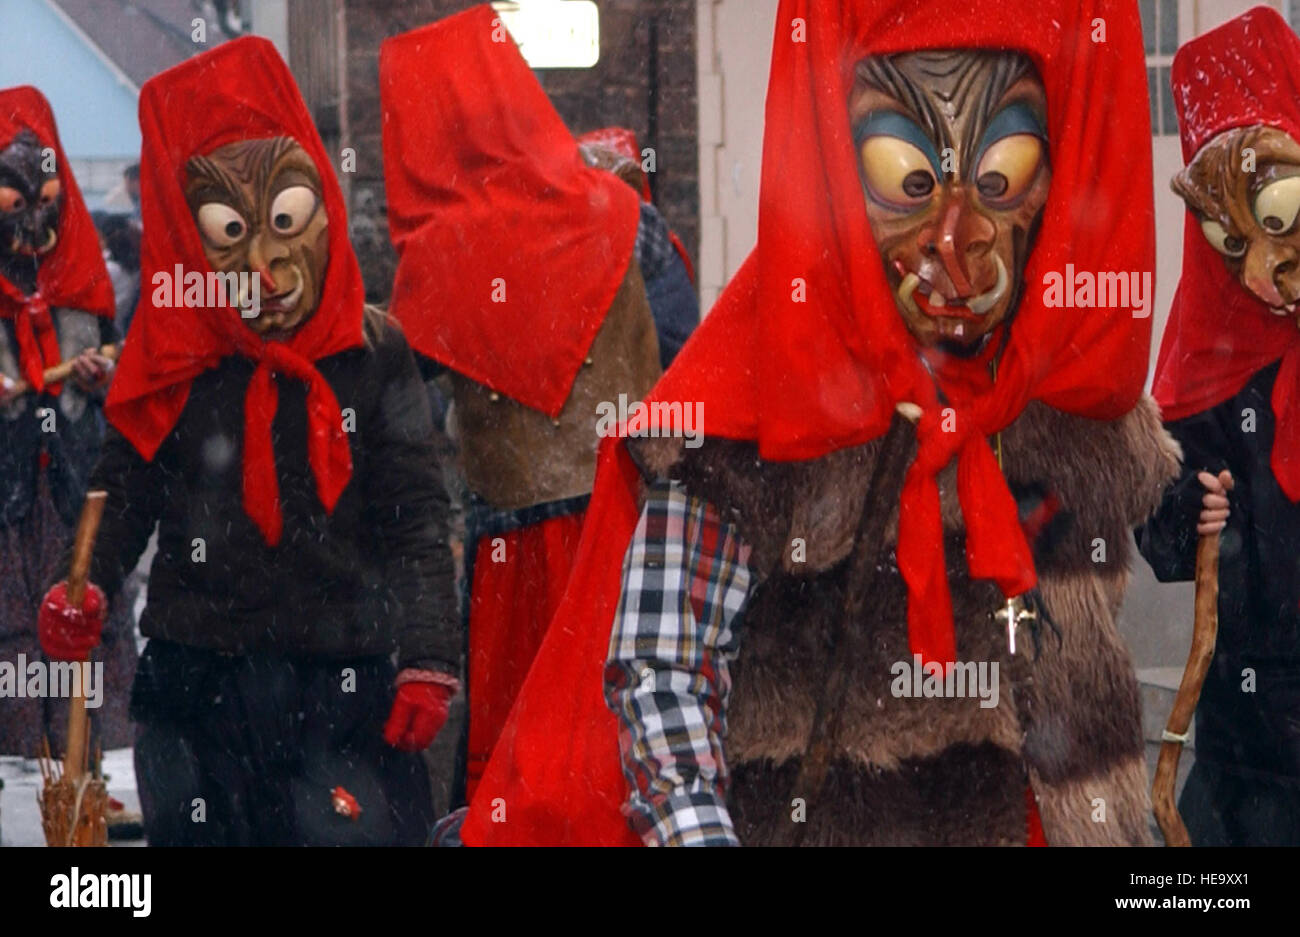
0;748;144;847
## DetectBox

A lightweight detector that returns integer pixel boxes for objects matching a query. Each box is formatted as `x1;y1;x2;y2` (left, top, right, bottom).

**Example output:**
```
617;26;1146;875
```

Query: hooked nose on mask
915;190;998;298
1243;240;1299;310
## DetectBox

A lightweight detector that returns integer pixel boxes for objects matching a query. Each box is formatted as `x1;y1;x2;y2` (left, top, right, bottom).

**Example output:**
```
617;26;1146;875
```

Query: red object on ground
383;682;453;753
464;512;586;801
461;0;1154;847
331;786;362;821
104;37;363;547
38;580;106;661
1153;6;1300;501
0;86;114;396
379;5;641;418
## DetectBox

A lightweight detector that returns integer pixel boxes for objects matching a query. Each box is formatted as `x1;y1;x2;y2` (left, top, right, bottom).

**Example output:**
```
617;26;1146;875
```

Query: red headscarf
578;125;697;282
461;0;1154;846
662;0;1153;663
577;127;654;201
379;5;641;417
105;37;364;546
1152;6;1300;499
0;86;114;394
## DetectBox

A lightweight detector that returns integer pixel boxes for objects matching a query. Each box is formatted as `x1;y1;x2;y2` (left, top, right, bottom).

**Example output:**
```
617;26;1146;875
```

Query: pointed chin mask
0;129;63;293
1174;125;1300;321
850;50;1051;353
184;136;329;339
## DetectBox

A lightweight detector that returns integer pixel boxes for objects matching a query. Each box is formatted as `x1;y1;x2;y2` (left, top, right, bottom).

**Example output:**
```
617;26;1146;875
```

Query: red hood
380;5;641;417
1151;6;1300;499
0;86;114;392
645;0;1155;662
105;36;364;545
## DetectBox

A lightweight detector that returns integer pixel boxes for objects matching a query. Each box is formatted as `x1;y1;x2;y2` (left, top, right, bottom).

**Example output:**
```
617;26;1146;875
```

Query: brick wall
336;0;698;302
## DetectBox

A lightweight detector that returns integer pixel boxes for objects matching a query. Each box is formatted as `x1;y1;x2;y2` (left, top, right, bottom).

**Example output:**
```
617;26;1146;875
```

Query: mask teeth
965;255;1008;316
897;271;922;318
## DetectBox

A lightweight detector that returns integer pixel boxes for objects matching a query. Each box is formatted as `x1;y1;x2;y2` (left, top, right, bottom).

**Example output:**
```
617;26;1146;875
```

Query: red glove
38;580;107;661
383;680;454;752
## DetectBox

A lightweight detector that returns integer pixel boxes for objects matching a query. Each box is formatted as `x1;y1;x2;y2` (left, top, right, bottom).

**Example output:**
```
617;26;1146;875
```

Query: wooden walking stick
780;408;916;846
1152;530;1220;847
39;490;110;847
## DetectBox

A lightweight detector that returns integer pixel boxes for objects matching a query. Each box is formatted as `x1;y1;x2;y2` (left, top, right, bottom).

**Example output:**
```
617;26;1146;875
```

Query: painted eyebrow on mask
184;157;251;215
973;101;1048;171
852;110;944;177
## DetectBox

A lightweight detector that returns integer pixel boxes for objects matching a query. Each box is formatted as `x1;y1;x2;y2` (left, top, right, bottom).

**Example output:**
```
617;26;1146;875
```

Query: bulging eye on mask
1174;125;1300;320
0;129;63;293
849;49;1051;355
183;136;329;339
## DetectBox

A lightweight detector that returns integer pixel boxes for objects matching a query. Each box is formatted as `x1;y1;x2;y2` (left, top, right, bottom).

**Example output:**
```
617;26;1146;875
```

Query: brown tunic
451;261;661;511
634;396;1180;845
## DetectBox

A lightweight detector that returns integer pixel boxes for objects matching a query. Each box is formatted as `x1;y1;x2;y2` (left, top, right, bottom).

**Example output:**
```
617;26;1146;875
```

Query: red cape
1151;6;1300;500
0;86;114;394
462;0;1155;846
379;5;640;417
105;37;364;546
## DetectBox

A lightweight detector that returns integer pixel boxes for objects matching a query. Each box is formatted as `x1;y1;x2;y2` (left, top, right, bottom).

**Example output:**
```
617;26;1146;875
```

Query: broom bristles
39;734;109;846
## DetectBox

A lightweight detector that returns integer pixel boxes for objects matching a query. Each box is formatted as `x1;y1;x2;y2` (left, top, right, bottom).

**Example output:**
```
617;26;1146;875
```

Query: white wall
696;0;778;311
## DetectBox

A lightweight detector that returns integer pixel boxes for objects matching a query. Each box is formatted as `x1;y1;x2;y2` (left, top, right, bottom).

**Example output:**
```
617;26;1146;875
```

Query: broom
39;490;110;847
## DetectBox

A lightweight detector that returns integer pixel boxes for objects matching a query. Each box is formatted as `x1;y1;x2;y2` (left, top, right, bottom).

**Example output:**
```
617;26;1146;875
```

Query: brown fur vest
631;397;1180;845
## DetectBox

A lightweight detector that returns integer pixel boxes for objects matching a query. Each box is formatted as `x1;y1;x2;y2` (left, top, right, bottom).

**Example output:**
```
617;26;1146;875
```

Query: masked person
35;37;458;847
578;127;699;368
1140;6;1300;847
0;87;131;758
379;6;666;805
456;0;1178;847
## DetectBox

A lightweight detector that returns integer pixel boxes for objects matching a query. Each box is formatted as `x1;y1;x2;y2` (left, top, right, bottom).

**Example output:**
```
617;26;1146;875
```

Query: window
1141;0;1179;136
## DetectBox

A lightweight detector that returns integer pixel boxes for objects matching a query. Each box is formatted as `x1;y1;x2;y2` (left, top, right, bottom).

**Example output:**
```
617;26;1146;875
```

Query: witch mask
184;135;328;338
0;129;62;294
851;50;1050;352
1173;126;1300;319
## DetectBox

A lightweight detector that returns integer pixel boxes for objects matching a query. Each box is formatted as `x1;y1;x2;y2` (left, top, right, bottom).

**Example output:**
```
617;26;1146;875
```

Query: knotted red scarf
105;37;363;546
1153;6;1300;501
0;86;114;394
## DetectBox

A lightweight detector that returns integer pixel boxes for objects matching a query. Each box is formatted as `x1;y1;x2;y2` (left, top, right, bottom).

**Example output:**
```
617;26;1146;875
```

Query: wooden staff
782;408;916;846
62;491;108;782
0;344;119;399
1152;531;1220;847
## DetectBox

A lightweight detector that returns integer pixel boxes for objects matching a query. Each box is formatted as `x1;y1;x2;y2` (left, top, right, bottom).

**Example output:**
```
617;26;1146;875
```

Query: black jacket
1139;360;1300;781
85;312;459;672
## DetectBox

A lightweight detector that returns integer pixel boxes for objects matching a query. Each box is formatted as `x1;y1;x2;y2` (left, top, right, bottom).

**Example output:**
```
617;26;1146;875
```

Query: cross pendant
994;596;1037;656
